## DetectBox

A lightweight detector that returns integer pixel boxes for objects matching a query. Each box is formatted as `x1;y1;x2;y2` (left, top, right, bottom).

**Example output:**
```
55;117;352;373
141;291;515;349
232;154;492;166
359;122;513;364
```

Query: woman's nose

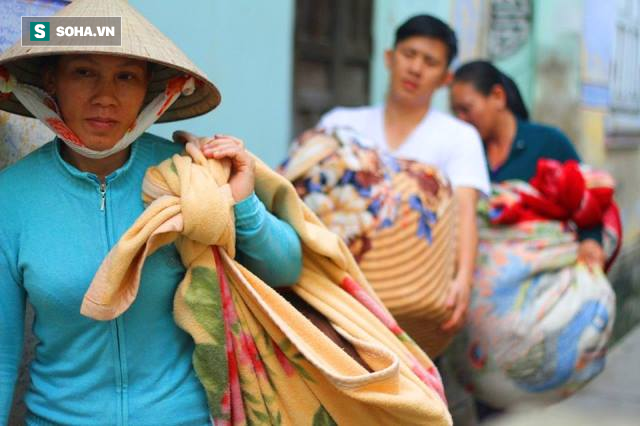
91;77;118;107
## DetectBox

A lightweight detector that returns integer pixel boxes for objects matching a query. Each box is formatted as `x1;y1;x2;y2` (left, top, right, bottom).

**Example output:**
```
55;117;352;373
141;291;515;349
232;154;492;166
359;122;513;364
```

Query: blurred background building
3;0;638;237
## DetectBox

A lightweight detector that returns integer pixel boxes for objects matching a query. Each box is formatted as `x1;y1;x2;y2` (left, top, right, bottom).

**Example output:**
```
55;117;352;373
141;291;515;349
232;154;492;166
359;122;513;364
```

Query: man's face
45;54;149;151
385;36;452;107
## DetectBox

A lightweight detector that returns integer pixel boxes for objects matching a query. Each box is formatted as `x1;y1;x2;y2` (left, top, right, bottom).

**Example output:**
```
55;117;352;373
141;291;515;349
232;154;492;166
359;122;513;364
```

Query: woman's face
450;81;500;140
45;54;149;151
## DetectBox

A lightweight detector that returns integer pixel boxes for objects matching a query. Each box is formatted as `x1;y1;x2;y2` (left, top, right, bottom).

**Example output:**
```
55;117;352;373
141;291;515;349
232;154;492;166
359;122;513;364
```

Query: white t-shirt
318;105;490;195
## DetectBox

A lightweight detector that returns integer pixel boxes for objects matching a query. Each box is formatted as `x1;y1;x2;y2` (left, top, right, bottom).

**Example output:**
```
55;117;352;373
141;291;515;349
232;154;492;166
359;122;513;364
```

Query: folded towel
81;137;451;426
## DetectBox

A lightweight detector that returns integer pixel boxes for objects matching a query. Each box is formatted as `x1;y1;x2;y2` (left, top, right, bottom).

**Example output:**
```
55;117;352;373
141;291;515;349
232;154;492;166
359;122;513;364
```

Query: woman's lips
86;117;118;131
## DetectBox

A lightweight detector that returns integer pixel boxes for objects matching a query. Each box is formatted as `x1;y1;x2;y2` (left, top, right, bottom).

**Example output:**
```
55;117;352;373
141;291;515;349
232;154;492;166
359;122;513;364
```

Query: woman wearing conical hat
0;0;301;424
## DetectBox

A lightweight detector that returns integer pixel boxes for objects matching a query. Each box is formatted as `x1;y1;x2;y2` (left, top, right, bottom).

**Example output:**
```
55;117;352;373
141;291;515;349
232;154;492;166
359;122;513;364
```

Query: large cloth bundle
280;128;457;357
449;159;620;408
81;139;451;425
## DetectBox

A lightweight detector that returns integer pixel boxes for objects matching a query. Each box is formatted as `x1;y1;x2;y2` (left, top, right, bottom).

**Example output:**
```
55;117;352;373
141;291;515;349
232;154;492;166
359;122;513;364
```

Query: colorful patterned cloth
279;128;458;357
81;138;451;425
449;161;619;408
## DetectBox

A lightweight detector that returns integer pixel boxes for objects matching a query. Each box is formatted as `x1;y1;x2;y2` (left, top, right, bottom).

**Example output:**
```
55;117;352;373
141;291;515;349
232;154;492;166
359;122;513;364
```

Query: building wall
0;0;64;170
131;0;294;168
531;0;584;156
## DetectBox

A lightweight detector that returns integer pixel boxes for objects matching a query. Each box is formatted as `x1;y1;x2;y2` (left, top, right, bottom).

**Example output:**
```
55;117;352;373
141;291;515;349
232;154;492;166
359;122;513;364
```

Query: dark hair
394;15;458;65
40;55;60;69
453;60;529;121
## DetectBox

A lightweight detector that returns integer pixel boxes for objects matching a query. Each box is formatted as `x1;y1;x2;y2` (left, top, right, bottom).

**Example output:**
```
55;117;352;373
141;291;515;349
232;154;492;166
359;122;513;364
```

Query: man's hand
441;274;471;333
173;131;255;203
440;186;480;333
577;239;605;270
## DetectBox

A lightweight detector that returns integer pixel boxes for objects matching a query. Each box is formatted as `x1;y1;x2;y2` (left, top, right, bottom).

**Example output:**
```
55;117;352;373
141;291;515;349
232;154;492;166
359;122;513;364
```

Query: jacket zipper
99;182;107;211
99;181;128;426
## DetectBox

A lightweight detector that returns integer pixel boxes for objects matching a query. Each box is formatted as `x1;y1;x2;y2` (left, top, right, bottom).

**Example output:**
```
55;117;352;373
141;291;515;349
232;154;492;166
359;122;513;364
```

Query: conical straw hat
282;129;458;357
0;0;219;122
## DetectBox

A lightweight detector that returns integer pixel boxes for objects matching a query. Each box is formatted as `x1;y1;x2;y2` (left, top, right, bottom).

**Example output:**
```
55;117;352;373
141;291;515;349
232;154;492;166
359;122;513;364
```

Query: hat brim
0;52;220;123
0;0;221;122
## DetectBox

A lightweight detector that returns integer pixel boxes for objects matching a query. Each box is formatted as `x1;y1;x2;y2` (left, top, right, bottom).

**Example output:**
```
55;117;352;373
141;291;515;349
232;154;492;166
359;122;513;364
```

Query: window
611;0;640;113
292;0;372;137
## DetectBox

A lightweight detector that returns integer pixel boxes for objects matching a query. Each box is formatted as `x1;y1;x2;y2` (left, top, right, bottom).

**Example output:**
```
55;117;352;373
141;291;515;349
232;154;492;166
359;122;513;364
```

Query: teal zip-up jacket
0;134;302;426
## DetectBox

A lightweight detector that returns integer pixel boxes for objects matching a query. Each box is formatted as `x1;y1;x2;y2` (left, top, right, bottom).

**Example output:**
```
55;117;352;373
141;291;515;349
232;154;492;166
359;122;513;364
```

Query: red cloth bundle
490;159;622;270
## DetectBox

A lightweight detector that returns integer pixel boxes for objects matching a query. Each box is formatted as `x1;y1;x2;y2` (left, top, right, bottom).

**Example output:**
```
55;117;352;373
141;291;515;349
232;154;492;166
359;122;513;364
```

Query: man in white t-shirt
319;15;489;336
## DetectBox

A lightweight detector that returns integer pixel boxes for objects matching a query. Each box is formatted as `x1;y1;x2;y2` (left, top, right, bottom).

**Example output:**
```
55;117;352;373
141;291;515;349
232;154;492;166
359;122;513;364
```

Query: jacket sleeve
577;225;604;244
233;193;302;286
0;231;25;425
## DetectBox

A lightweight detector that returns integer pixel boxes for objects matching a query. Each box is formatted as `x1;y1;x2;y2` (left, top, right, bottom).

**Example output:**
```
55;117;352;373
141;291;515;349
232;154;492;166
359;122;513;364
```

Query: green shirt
489;120;580;182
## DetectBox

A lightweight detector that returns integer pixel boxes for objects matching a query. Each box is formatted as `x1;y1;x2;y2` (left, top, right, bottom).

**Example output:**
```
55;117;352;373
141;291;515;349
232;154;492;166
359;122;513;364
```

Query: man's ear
442;70;454;87
384;49;393;69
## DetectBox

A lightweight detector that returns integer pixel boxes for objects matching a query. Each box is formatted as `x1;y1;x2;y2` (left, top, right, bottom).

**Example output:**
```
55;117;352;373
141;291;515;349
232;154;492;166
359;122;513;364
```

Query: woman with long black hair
450;60;604;266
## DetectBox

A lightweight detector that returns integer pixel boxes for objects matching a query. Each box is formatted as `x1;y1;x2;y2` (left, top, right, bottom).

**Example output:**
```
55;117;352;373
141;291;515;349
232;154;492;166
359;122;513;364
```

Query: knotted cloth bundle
280;129;458;357
81;139;451;425
449;160;620;408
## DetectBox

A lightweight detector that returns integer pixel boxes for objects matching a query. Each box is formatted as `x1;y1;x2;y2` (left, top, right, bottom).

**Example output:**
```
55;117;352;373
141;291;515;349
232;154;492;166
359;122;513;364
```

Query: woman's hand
173;131;255;203
577;239;606;270
201;134;255;203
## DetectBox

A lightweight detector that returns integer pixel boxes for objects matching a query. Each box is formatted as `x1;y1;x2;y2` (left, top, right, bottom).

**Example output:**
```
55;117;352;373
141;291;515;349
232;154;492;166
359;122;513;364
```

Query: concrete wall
130;0;294;168
530;0;584;153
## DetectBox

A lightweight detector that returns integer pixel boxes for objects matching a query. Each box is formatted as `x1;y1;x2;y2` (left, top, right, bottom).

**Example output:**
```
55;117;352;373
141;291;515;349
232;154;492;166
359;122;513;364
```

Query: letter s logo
34;24;46;39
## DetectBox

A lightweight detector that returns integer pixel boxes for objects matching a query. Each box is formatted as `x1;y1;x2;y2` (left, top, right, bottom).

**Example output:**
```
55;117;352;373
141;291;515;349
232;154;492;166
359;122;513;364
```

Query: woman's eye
75;68;93;77
118;72;139;81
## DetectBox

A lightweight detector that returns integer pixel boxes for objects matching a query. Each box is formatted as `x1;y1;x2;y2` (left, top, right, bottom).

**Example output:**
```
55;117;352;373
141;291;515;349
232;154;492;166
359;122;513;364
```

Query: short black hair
394;14;458;65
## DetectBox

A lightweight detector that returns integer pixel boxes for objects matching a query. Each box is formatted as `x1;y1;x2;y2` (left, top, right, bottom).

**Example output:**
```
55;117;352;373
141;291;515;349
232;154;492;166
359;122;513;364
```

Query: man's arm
441;186;478;333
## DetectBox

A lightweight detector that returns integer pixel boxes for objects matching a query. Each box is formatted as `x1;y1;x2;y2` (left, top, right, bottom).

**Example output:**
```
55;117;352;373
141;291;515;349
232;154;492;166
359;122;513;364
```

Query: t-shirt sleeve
317;108;344;130
446;126;491;196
